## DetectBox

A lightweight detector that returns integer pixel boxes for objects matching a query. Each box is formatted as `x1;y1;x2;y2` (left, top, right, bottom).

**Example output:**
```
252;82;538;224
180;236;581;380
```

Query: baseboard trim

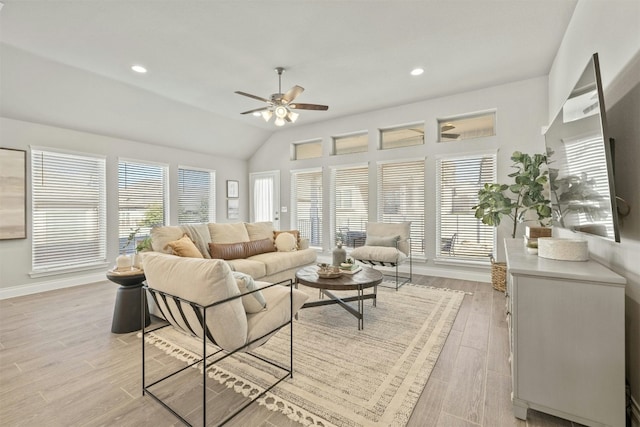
0;272;107;300
632;394;640;427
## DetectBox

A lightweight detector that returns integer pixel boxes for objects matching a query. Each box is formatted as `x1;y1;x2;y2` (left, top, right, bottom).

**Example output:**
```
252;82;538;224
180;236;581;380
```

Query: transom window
292;139;322;160
438;111;496;142
380;124;424;150
332;133;368;155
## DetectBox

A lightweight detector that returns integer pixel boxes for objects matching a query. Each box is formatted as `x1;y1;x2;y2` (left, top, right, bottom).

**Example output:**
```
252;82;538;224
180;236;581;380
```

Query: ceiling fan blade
240;106;269;115
235;91;270;103
289;103;329;111
441;133;460;139
441;124;456;132
282;85;304;103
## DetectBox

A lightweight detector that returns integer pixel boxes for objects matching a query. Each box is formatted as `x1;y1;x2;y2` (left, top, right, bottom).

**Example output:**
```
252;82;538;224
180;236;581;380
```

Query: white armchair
348;221;412;290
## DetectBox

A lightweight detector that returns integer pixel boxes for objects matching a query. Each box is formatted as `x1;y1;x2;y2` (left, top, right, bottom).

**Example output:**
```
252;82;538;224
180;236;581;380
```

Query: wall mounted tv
544;53;620;242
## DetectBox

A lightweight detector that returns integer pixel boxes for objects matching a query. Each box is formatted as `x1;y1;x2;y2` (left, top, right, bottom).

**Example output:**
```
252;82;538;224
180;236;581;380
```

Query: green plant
136;236;152;252
473;151;552;238
121;227;140;252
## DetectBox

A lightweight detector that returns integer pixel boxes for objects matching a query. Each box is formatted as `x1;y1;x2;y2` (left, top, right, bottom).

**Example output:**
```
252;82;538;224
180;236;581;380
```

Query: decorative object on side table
106;268;150;333
317;263;341;279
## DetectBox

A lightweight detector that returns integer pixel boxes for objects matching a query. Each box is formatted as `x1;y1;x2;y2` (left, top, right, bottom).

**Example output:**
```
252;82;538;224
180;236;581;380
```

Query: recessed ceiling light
131;65;147;74
410;68;424;76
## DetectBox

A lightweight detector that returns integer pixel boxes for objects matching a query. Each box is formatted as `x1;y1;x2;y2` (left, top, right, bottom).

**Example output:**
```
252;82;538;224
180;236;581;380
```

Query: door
250;170;280;229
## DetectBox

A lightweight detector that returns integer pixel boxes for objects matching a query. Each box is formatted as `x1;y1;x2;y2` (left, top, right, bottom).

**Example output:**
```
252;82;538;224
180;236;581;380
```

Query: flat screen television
544;53;620;242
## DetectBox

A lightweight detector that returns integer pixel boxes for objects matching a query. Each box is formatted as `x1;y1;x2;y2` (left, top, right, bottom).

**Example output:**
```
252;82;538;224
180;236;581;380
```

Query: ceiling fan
440;123;460;139
235;67;329;126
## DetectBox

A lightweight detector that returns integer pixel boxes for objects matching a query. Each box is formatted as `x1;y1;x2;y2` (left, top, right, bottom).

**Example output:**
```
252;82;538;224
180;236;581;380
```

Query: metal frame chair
141;279;294;427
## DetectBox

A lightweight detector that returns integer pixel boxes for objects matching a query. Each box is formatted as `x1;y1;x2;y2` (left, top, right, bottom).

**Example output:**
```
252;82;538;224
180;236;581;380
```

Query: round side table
106;269;150;334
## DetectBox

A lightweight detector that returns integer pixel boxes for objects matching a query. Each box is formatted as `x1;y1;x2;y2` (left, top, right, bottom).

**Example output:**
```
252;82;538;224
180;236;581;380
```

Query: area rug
144;283;465;426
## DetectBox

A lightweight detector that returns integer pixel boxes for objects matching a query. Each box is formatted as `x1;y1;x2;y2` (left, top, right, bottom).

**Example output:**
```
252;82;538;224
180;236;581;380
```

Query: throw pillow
274;230;300;247
164;234;204;258
275;232;297;252
209;242;247;260
244;238;276;257
232;271;267;313
365;234;400;248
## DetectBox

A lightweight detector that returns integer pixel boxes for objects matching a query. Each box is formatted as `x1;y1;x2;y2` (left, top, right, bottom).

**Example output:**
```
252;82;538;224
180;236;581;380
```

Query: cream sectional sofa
148;221;317;283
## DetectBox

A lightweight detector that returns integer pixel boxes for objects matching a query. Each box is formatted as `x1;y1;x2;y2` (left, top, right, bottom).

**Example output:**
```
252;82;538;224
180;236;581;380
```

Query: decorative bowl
318;271;342;279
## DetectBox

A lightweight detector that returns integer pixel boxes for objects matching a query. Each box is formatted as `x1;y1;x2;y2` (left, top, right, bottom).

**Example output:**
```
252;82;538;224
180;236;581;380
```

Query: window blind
332;165;368;248
291;168;323;247
436;153;496;260
31;149;106;272
118;160;167;252
377;160;425;256
178;167;215;224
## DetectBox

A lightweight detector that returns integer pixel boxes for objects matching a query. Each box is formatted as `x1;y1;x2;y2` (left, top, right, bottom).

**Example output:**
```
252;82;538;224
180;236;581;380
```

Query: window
31;149;106;273
380;124;424;150
178;166;215;224
377;160;425;256
291;168;323;247
118;160;168;252
438;111;496;142
292;140;322;160
333;133;368;155
331;165;368;248
436;153;496;261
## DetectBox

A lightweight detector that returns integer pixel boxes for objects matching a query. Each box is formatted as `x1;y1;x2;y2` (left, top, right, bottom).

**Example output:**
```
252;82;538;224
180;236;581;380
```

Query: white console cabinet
504;239;626;427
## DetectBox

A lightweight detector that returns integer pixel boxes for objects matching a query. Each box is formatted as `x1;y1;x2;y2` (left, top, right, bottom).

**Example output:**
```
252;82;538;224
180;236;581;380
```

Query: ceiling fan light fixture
261;110;273;122
274;105;288;118
288;111;299;123
274;117;286;127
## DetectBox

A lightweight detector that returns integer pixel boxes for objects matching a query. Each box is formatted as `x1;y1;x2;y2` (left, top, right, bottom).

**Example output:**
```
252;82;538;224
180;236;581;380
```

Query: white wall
547;0;640;420
249;76;549;280
0;117;248;297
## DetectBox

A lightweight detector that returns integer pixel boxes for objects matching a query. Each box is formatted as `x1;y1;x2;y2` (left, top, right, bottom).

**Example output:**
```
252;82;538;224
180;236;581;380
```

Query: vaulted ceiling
0;0;577;159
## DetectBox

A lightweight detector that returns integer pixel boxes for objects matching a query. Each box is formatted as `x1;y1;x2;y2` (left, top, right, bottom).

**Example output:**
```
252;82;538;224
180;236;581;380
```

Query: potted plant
473;151;552;239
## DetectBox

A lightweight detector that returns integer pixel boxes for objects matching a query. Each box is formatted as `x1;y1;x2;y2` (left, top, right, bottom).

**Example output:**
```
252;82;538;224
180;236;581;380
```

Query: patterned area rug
144;283;465;426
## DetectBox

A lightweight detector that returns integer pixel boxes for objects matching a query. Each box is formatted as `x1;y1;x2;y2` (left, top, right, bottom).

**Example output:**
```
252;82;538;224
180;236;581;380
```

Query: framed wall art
227;199;239;220
0;148;27;239
226;180;239;198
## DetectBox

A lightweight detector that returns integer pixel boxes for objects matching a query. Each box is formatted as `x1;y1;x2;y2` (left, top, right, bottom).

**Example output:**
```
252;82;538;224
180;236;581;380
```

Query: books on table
340;264;362;275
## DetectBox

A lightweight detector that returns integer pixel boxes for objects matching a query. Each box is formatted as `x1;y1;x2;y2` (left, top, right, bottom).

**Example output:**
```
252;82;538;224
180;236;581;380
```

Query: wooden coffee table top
295;265;383;291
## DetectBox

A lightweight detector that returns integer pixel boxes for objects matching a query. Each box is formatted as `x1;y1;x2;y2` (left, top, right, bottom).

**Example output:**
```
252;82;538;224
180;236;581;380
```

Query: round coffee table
295;265;383;330
106;268;150;334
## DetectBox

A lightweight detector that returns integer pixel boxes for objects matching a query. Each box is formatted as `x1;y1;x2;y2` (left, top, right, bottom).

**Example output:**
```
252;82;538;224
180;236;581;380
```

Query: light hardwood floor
0;275;582;426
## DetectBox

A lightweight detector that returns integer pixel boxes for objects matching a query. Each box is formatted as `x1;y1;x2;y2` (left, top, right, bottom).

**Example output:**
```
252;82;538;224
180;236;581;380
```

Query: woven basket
490;256;507;292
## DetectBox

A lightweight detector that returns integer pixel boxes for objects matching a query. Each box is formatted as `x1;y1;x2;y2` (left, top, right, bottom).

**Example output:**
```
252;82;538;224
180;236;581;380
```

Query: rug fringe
141;331;336;427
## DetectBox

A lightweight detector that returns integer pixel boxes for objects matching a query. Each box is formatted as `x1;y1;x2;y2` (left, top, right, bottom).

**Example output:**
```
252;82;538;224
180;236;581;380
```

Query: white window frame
437;110;496;142
291;139;323;160
435;151;497;265
118;159;168;254
332;132;368;155
330;163;369;248
31;147;107;276
379;123;425;150
177;165;216;224
290;167;323;249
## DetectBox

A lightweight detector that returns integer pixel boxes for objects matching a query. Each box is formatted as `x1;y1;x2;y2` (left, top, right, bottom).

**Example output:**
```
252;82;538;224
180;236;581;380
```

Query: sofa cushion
245;221;275;243
232;272;267;313
249;248;318;276
275;232;297;252
226;258;267;279
164;234;204;258
349;245;407;264
208;222;250;244
142;253;248;352
246;281;309;350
